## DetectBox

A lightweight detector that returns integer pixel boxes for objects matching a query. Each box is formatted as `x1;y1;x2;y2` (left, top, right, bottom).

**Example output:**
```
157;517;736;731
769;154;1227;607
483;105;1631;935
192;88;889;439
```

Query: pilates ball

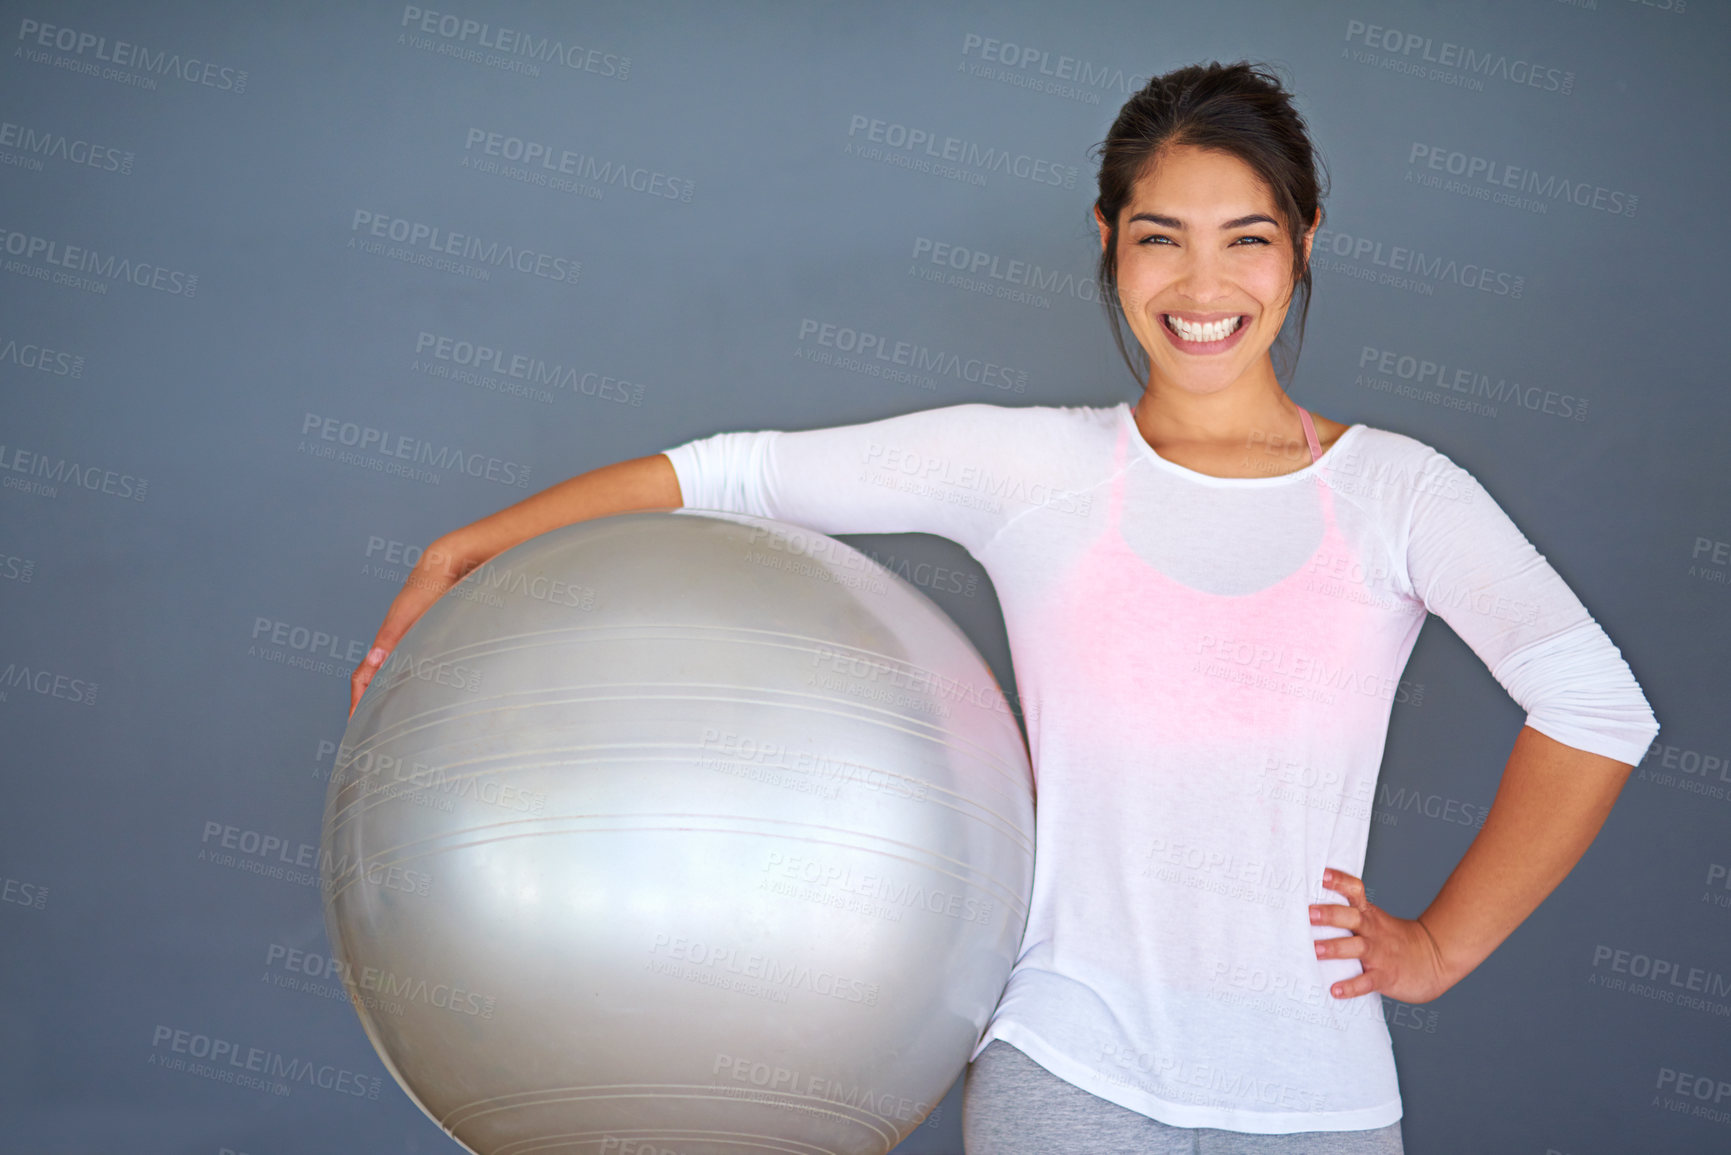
322;510;1034;1155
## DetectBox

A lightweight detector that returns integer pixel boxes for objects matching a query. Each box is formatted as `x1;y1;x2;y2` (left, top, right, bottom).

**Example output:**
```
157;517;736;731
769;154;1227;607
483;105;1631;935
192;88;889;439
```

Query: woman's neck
1130;373;1332;479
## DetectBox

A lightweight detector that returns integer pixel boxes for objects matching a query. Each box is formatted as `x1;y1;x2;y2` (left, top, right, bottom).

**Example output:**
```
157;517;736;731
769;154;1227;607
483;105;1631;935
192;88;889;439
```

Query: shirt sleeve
659;402;1039;558
1399;448;1658;765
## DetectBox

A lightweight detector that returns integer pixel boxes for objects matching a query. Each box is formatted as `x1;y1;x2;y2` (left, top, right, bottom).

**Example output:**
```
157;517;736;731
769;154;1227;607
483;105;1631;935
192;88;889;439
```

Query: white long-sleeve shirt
660;400;1658;1133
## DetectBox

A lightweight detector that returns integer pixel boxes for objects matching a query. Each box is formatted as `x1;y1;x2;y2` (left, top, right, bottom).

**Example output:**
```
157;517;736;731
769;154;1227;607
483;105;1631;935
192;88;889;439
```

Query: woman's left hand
1310;868;1454;1004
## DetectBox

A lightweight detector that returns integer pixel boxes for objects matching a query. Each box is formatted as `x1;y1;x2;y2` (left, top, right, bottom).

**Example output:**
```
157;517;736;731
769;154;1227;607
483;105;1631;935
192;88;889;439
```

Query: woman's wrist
422;531;492;582
1412;912;1472;998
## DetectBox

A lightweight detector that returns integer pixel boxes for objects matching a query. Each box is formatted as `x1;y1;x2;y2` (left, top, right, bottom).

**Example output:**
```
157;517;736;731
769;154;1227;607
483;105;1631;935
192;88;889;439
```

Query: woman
351;62;1657;1154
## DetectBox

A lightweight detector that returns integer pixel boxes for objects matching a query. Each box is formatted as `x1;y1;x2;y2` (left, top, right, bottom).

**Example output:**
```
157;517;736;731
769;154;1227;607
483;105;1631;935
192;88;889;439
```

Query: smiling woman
1088;62;1339;481
354;59;1658;1155
1102;145;1323;477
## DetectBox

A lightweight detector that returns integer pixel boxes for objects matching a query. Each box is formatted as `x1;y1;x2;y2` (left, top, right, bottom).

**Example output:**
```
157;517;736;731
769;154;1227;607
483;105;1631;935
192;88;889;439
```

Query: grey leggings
962;1041;1405;1155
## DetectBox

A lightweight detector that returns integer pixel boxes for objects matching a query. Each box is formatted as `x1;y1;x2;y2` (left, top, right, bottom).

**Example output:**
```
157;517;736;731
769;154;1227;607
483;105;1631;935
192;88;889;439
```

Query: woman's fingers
1309;901;1363;930
1321;867;1366;905
1314;931;1368;960
1314;867;1380;991
1307;868;1450;1002
1329;972;1380;999
349;645;390;715
349;546;470;714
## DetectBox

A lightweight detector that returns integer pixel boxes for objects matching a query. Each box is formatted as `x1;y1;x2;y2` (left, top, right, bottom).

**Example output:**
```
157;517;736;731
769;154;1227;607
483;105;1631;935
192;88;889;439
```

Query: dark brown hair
1090;61;1329;387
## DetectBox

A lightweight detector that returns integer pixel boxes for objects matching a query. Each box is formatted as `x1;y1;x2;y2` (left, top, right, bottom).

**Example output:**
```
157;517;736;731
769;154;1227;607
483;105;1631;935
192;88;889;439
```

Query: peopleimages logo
1312;227;1524;299
413;330;645;406
956;33;1146;105
1357;345;1588;421
711;1051;935;1126
148;1025;380;1099
15;18;249;92
264;943;498;1019
1;872;47;910
0;334;84;377
298;411;534;489
398;6;629;78
0;441;148;501
0;659;98;706
1407;143;1636;217
1591;944;1731;999
0;227;198;296
1342;18;1574;95
759;849;997;927
462;128;693;202
0;119;133;174
845;115;1079;189
910;236;1100;306
348;211;580;285
796;317;1028;393
648;933;881;1008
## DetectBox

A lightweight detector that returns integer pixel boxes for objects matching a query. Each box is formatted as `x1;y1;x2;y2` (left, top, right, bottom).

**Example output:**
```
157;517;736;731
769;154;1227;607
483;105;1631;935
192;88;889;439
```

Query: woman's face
1098;144;1315;399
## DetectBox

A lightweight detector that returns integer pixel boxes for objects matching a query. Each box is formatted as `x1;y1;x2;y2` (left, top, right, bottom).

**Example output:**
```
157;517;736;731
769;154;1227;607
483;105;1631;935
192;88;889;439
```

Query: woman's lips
1160;313;1250;355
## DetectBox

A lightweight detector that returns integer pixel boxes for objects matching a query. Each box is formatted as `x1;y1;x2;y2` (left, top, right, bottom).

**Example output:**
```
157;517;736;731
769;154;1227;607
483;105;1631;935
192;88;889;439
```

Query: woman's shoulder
1323;421;1499;515
915;398;1124;424
1329;420;1455;466
883;397;1126;444
882;401;1126;484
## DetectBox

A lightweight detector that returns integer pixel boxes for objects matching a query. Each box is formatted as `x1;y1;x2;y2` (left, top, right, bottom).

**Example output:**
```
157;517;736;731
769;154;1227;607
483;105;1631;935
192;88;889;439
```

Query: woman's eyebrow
1127;212;1280;229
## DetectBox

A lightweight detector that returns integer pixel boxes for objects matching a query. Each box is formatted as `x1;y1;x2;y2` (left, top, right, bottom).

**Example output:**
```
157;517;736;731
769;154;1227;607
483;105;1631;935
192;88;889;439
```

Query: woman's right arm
349;452;681;713
353;401;1050;712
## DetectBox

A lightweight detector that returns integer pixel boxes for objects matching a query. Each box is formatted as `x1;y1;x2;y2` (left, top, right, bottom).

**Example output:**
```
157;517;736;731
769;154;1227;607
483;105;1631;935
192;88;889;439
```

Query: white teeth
1165;315;1243;343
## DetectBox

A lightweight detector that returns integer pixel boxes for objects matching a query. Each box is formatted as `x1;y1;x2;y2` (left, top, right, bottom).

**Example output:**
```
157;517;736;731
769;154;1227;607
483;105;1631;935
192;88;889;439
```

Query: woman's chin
1143;364;1253;398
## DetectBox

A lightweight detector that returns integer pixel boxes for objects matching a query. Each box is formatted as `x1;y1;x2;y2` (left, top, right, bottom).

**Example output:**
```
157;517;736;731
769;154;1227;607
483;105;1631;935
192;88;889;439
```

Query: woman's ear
1301;206;1320;267
1094;205;1110;254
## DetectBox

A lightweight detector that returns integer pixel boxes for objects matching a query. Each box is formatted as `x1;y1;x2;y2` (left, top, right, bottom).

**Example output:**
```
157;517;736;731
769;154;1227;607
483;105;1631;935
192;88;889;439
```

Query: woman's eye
1135;234;1271;247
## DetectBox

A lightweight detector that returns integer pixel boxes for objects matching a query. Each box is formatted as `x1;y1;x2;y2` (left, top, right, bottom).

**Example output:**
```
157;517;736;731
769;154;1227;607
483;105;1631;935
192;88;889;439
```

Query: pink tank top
1023;405;1401;770
1298;405;1323;462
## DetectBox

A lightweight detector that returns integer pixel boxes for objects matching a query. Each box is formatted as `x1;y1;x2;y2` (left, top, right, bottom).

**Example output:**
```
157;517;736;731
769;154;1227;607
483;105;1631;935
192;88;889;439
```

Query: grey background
2;0;1727;1152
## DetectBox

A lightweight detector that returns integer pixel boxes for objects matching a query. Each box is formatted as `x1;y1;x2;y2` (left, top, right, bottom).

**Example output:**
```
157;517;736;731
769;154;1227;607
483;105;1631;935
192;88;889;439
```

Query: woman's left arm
1310;441;1657;1004
1311;725;1631;1003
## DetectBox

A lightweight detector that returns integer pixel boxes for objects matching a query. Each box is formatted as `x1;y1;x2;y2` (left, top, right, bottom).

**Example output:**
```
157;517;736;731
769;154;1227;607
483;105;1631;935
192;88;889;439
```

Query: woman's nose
1170;248;1231;302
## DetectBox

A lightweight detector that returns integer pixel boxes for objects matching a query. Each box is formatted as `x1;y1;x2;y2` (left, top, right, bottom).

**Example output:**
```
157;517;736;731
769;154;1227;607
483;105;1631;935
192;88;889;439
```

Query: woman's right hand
349;537;475;715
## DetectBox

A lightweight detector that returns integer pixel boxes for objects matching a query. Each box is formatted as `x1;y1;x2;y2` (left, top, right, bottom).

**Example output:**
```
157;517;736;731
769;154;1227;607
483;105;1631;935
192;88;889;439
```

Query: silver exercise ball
322;510;1034;1155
